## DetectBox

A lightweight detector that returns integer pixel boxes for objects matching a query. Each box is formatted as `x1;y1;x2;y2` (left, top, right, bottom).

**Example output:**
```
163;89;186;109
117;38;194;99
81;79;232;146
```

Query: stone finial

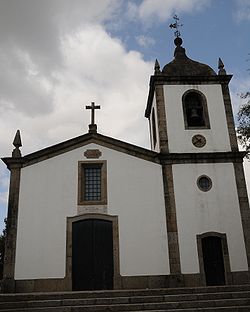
218;57;226;75
154;59;161;75
12;130;22;157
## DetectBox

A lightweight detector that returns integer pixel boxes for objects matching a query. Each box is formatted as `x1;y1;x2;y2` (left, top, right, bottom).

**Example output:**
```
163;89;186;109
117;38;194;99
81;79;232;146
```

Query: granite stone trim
15;278;69;293
2;143;244;171
151;74;233;84
2;161;22;293
196;232;232;286
84;149;102;159
155;85;169;153
159;151;245;164
183;271;250;287
162;164;182;283
3;152;243;169
221;83;239;152
233;162;250;270
65;213;121;291
10;270;250;292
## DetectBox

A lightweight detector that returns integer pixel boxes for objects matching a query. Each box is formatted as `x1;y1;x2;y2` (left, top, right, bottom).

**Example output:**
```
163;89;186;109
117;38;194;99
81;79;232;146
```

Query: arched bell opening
182;90;210;129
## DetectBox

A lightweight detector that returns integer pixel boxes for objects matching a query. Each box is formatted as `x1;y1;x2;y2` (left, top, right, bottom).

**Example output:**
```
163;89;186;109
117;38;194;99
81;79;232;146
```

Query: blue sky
0;0;250;233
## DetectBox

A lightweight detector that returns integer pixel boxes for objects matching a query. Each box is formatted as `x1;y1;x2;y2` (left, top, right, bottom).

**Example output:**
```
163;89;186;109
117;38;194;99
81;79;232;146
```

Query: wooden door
202;236;225;286
72;219;114;290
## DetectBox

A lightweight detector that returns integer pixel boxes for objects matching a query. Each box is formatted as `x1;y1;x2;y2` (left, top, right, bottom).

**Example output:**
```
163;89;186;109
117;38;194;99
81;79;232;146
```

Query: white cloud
0;0;121;70
0;24;153;158
234;0;250;22
128;0;211;22
136;35;155;47
45;25;153;147
0;47;54;117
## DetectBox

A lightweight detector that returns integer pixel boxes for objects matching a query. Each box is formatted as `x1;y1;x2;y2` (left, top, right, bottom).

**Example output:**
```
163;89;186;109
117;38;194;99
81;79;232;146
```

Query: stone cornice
2;139;246;170
159;151;246;164
2;131;245;169
1;158;26;170
1;133;160;168
145;74;233;118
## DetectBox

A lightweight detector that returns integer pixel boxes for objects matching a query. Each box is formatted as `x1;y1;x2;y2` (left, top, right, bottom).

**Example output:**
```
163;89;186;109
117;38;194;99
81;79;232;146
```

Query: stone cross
86;102;101;126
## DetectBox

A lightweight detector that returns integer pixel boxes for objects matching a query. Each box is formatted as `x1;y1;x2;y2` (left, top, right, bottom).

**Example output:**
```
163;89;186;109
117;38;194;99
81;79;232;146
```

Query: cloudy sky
0;0;250;232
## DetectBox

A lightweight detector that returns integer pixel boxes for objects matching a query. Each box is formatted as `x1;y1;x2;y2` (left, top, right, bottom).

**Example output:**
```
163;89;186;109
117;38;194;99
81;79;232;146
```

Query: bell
190;108;200;121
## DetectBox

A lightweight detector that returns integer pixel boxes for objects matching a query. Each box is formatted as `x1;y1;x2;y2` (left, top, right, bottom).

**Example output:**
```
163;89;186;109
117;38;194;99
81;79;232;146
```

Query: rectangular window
78;161;107;205
84;166;101;201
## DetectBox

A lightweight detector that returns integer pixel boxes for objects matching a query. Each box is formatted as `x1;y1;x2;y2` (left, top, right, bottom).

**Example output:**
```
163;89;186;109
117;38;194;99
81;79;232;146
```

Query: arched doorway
197;232;231;286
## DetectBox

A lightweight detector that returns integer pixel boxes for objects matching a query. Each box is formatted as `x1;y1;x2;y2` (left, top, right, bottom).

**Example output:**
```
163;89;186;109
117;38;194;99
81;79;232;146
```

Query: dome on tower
162;37;216;76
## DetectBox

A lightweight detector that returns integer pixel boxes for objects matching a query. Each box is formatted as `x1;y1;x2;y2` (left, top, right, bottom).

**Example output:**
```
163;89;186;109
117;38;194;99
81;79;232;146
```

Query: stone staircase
0;285;250;311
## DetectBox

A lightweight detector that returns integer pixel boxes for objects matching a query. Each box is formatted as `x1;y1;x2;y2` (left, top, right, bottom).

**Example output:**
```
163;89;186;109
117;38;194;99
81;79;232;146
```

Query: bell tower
145;34;250;286
145;36;237;154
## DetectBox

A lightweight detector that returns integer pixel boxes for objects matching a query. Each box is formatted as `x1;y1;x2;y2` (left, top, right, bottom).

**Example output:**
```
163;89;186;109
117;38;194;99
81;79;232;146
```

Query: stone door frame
65;213;121;290
196;232;232;286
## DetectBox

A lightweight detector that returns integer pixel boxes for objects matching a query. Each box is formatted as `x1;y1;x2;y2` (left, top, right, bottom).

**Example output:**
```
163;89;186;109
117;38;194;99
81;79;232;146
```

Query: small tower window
183;91;210;129
151;107;157;148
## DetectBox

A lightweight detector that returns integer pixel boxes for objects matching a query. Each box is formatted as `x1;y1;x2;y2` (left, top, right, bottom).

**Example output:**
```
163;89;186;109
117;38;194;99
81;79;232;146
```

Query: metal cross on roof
86;102;100;126
169;15;183;38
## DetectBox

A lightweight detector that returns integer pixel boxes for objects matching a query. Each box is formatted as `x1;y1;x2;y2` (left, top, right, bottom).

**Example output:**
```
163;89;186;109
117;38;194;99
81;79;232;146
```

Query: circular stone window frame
197;175;212;192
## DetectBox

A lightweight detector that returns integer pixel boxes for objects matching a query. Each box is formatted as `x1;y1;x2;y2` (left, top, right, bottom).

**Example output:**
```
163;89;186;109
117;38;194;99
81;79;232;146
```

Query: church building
2;34;250;293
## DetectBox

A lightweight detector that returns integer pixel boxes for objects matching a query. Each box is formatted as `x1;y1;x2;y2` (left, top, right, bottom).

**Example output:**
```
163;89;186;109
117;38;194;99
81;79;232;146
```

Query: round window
197;175;212;192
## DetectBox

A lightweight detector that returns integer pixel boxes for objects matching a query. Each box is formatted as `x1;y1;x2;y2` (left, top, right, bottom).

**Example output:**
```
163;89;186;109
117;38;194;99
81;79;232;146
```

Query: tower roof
162;37;216;76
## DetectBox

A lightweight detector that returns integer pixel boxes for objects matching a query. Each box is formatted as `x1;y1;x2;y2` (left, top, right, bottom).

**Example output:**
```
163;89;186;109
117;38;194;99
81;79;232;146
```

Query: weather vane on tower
169;15;183;38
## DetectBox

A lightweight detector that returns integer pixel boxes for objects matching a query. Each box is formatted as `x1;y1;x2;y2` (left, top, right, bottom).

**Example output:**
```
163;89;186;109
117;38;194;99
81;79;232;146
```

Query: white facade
15;143;169;280
172;163;248;273
163;84;231;153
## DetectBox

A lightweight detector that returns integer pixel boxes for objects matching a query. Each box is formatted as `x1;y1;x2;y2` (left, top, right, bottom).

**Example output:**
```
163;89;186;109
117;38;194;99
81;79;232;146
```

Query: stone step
2;308;250;312
1;285;250;311
0;297;250;312
130;308;250;312
1;285;250;302
1;291;250;310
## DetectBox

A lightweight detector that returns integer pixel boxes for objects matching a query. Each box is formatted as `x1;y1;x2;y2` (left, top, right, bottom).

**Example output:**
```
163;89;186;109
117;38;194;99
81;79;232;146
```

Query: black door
72;219;114;291
202;236;225;286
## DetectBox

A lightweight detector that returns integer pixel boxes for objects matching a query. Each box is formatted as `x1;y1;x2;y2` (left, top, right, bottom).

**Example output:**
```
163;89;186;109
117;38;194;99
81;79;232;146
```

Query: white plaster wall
15;143;169;279
164;85;231;153
172;163;248;274
149;94;160;152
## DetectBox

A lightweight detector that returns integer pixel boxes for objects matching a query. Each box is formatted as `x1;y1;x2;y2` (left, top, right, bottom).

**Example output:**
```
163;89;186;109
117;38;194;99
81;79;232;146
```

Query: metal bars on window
84;167;101;201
